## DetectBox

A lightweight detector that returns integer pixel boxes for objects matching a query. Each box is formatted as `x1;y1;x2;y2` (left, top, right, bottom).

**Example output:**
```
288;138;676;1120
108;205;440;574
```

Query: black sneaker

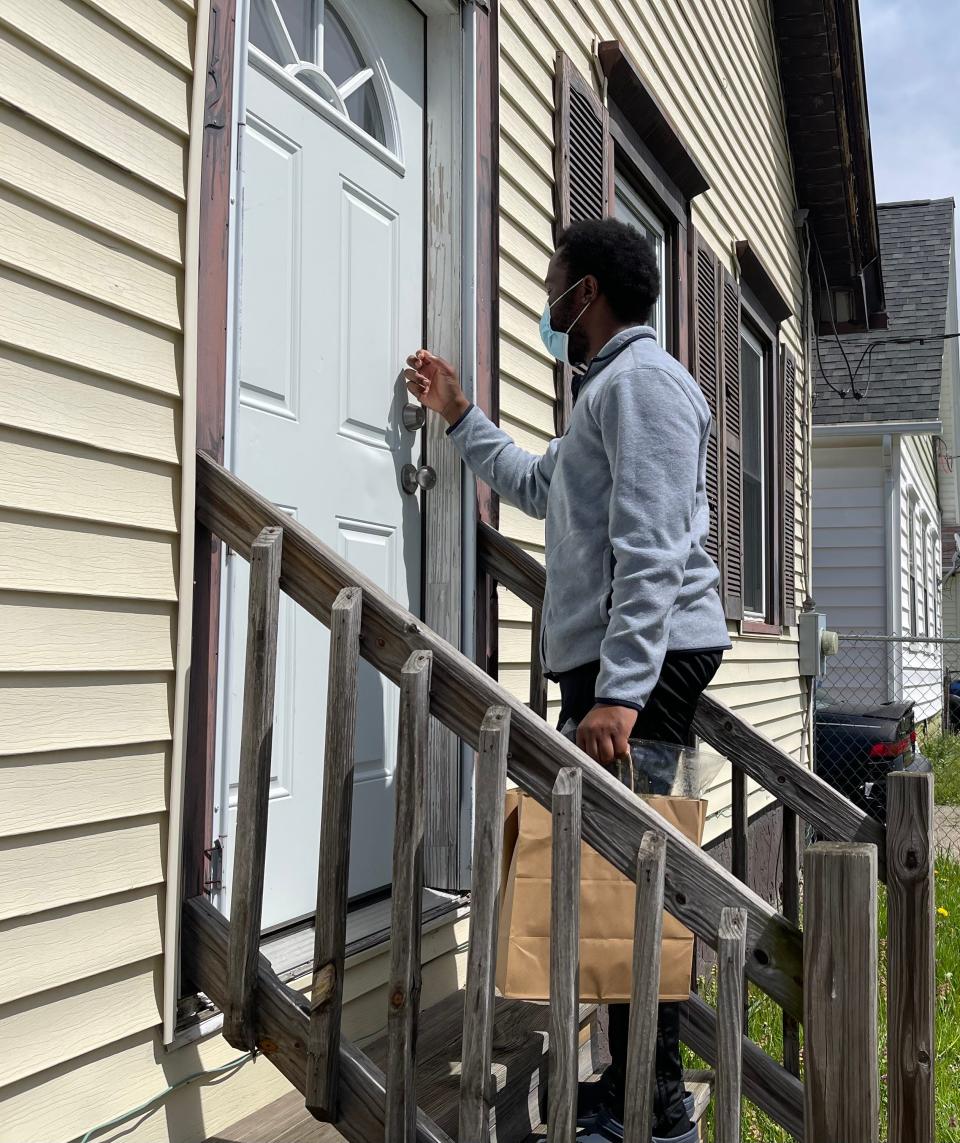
589;1107;700;1142
575;1072;617;1130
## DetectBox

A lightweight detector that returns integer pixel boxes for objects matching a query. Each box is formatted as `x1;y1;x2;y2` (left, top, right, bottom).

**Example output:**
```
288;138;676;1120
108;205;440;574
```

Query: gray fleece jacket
449;326;730;712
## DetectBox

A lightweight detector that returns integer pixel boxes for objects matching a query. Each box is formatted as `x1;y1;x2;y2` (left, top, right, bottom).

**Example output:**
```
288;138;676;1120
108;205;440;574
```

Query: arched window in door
249;0;396;152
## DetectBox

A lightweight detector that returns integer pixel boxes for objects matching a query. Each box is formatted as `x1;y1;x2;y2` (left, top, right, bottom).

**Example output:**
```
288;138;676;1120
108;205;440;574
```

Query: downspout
882;433;897;700
163;0;212;1044
458;1;478;889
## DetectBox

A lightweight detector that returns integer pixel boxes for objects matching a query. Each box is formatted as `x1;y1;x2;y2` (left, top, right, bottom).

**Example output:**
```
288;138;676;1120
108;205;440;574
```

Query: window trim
919;510;932;638
907;493;919;638
738;281;785;634
931;527;941;637
608;114;683;361
597;39;710;202
740;320;772;623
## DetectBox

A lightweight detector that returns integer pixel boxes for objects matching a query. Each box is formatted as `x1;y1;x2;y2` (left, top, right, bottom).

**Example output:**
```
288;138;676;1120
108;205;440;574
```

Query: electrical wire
78;1052;254;1143
816;330;960;401
812;229;857;394
810;202;960;403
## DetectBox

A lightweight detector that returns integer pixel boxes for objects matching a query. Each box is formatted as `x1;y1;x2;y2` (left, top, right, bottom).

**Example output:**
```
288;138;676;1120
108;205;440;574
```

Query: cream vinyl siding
0;911;471;1143
0;0;188;1133
0;5;467;1141
497;0;809;835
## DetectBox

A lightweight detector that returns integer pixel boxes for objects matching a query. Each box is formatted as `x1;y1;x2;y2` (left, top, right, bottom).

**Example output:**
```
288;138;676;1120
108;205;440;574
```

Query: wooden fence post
623;832;666;1143
458;706;511;1143
386;651;433;1143
549;767;582;1142
224;526;283;1050
306;586;362;1119
803;842;879;1143
887;771;935;1143
716;907;747;1143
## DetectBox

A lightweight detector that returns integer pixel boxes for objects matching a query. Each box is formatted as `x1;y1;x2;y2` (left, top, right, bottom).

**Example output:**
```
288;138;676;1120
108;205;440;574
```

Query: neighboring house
812;198;960;719
943;525;960;650
0;1;890;1140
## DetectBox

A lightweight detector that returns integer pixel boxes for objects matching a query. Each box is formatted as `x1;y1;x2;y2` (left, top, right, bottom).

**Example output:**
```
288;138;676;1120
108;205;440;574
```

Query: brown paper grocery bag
496;791;705;1002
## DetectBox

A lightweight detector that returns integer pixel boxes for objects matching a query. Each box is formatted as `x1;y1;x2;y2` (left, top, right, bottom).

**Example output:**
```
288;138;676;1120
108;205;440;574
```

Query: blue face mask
539;277;591;364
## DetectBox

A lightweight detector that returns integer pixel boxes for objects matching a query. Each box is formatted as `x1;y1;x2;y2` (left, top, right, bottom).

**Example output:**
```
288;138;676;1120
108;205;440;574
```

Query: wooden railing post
386;650;433;1143
306;586;363;1119
224;525;283;1050
887;771;935;1143
803;842;879;1142
458;705;511;1143
730;768;749;1029
623;832;666;1143
731;768;748;886
716;907;747;1143
781;806;801;1077
529;606;548;718
549;767;582;1142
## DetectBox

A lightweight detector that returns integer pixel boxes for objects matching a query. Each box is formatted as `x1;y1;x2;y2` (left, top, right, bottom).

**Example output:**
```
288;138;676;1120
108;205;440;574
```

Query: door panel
219;0;425;928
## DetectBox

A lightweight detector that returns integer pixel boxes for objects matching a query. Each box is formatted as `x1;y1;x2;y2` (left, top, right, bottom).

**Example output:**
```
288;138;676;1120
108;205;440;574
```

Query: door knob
401;463;437;494
402;404;427;431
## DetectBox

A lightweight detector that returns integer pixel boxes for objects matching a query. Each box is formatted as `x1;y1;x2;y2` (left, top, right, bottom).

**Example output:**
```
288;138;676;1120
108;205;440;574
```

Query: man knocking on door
405;217;730;1143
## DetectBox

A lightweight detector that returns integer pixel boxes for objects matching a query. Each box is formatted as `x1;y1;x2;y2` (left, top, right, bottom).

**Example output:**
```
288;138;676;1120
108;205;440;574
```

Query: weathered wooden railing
477;518;938;1143
182;455;935;1143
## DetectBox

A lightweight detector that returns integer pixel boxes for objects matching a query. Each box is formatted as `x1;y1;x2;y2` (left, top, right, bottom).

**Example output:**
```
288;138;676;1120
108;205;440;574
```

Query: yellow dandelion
938;906;949;918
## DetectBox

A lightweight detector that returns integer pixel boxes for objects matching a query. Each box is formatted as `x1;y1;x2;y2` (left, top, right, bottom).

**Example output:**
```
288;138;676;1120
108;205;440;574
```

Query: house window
614;175;667;346
932;530;941;637
922;522;936;638
740;324;769;618
908;504;919;637
920;525;930;637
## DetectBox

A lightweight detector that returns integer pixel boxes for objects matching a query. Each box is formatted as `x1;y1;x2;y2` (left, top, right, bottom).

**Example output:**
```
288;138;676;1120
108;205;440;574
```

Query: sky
859;0;960;210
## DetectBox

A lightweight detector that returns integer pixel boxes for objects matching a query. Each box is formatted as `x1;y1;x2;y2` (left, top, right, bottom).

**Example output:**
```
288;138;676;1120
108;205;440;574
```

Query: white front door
218;0;425;927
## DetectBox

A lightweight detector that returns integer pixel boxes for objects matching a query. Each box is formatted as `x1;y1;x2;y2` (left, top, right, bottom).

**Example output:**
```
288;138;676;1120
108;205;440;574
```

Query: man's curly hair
556;218;660;325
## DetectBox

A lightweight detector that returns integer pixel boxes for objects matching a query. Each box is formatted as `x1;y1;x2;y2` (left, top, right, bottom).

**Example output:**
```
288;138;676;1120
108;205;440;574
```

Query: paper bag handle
614;753;635;794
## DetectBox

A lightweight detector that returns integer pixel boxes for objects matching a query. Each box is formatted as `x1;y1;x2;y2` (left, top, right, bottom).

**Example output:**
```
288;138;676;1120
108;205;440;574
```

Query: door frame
182;0;500;912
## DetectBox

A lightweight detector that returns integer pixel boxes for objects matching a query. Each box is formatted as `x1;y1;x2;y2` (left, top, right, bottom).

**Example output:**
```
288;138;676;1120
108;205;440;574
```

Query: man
405;218;729;1142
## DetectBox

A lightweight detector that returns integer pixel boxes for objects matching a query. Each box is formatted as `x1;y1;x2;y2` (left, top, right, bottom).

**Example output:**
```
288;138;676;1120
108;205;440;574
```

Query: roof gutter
814;420;943;440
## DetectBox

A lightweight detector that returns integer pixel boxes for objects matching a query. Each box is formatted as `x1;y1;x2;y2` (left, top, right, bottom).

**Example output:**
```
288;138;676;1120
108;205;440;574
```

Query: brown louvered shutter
720;269;743;621
690;230;721;572
781;346;798;626
553;52;610;432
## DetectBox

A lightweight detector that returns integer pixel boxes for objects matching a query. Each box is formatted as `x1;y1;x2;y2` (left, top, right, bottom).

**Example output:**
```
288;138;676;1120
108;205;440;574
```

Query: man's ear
582;274;600;303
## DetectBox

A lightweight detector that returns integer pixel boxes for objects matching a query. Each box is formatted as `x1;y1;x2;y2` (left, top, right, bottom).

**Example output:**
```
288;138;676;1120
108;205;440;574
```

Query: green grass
920;730;960;806
690;853;960;1141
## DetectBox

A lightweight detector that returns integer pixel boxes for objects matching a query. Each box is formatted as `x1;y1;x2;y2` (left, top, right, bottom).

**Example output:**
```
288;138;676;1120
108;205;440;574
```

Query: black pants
557;648;724;1133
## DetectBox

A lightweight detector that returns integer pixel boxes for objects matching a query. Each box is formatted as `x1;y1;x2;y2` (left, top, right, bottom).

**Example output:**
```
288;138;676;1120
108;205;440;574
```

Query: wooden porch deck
206;992;598;1143
207;990;712;1143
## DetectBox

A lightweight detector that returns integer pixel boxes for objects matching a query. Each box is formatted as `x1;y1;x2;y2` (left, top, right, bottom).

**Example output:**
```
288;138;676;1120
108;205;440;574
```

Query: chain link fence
815;632;960;856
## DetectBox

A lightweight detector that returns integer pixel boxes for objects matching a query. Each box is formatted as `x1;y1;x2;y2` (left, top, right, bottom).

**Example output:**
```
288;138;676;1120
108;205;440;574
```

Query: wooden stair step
206;992;596;1143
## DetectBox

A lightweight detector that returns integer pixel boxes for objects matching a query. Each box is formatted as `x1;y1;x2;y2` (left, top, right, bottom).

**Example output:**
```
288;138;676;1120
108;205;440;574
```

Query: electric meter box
799;610;837;678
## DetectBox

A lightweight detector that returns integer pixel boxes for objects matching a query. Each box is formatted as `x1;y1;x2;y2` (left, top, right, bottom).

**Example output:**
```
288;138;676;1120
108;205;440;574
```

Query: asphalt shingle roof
813;198;955;426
